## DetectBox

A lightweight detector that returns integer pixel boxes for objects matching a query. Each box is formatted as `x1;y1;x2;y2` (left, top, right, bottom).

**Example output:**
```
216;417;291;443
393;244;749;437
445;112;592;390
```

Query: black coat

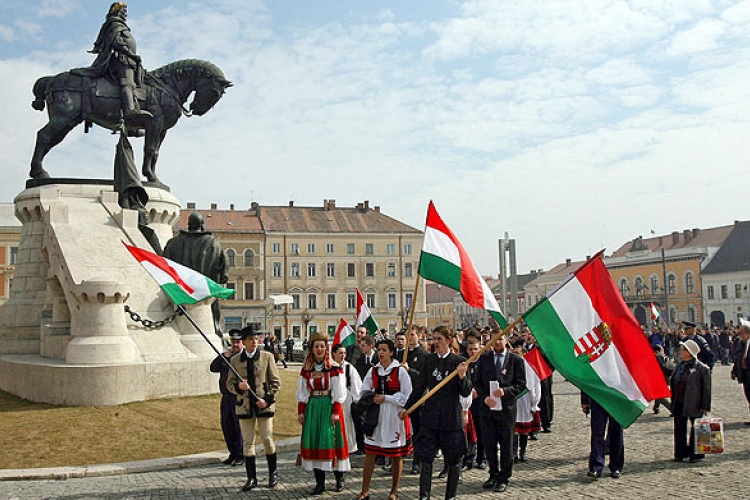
473;350;526;423
405;352;472;431
354;351;378;380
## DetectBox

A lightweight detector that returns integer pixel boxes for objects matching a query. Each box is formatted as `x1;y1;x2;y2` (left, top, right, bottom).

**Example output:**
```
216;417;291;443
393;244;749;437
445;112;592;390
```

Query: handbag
693;416;724;454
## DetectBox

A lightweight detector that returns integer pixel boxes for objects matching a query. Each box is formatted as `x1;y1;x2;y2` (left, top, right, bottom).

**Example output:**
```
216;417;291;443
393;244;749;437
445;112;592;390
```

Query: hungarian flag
332;318;356;348
419;201;506;327
524;347;553;381
124;243;235;305
650;302;661;322
523;252;670;428
356;288;379;335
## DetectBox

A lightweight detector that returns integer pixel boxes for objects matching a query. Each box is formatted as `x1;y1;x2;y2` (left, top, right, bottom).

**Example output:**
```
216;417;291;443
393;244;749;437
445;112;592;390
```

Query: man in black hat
227;325;282;492
209;329;244;466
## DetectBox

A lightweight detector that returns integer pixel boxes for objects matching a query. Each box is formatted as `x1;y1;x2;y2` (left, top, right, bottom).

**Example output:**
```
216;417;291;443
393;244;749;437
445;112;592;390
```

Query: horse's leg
30;115;83;179
142;124;166;183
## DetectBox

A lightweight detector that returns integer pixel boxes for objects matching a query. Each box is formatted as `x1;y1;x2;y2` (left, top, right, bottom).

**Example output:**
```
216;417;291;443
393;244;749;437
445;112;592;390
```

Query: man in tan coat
228;325;282;491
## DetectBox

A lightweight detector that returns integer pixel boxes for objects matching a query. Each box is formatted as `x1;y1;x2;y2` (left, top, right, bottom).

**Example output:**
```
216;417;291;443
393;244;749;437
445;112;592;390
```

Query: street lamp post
302;311;313;342
438;284;443;325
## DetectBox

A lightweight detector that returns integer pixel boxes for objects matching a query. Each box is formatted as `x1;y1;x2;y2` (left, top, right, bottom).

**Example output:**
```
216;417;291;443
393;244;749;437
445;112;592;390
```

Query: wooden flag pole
402;274;422;365
403;314;524;416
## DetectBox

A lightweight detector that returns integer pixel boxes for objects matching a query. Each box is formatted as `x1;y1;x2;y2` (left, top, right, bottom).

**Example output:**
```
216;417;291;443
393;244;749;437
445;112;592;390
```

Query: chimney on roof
186;202;196;209
586;255;590;261
374;206;380;213
323;199;336;211
364;200;370;210
251;202;259;210
210;203;217;210
356;202;364;210
229;203;235;210
692;228;700;238
672;231;679;245
289;201;294;207
683;229;691;242
565;258;571;266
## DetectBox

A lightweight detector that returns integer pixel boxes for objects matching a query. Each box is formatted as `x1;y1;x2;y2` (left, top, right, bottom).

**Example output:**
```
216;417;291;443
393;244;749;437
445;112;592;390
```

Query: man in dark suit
353;334;377;454
403;326;431;474
473;328;526;493
346;325;368;363
401;326;471;500
731;324;750;425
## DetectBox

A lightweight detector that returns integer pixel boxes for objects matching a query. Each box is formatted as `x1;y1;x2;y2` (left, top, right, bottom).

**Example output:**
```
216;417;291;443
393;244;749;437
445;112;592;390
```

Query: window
667;274;676;295
403;243;412;255
326;243;334;254
650;276;659;295
244;249;254;267
226;283;236;300
707;285;714;300
405;293;413;308
290;262;300;277
387;262;396;277
307;262;316;277
685;272;695;294
9;247;18;265
347;263;355;277
388;293;397;308
365;263;375;277
347;243;355;254
386;243;395;255
669;307;676;323
272;242;281;253
635;277;644;298
292;325;301;338
308;294;318;309
721;285;728;299
404;262;413;277
688;306;696;323
307;243;316;254
366;293;376;308
347;293;356;309
272;262;282;278
326;262;335;278
290;243;299;254
244;282;254;300
736;284;742;299
226;249;236;267
619;278;629;295
327;294;336;309
291;294;300;310
365;243;374;255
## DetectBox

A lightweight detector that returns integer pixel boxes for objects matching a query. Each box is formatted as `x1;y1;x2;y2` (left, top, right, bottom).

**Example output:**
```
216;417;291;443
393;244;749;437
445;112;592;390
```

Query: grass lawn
0;368;301;469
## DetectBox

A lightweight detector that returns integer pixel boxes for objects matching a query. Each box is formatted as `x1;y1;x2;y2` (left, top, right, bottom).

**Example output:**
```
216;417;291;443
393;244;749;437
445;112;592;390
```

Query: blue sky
2;0;750;277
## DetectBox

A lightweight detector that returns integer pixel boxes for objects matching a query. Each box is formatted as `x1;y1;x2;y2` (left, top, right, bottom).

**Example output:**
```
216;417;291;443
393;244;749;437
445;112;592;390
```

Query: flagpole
402;274;422;365
403;315;525;416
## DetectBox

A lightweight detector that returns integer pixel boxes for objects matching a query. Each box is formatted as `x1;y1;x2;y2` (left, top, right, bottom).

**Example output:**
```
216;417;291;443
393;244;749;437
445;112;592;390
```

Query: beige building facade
0;204;21;306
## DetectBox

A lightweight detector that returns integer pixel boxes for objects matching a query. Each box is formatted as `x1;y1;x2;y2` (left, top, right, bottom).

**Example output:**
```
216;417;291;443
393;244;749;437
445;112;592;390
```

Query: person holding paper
472;327;526;493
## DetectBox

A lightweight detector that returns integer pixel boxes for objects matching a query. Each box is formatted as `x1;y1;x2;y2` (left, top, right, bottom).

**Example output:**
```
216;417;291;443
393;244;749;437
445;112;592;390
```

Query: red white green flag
523;252;670;428
418;201;506;328
332;318;356;348
124;243;235;306
356;288;379;335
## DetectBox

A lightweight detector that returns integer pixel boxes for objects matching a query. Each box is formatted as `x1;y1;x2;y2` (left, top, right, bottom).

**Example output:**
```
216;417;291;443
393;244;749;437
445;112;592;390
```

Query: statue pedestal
0;181;220;406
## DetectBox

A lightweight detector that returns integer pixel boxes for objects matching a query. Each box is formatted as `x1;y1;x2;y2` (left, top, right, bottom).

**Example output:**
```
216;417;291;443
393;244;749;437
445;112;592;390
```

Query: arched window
669;306;677;324
687;305;696;323
685;272;695;294
667;273;677;295
226;249;235;267
650;275;659;296
244;249;254;267
619;278;629;296
635;277;644;298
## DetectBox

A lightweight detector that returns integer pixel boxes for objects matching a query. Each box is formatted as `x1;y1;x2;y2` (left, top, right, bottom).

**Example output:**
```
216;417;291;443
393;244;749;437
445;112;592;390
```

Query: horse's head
190;76;232;116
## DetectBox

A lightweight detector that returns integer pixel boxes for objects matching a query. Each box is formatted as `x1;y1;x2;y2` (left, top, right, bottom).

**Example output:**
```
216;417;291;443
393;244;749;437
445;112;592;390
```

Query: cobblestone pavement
1;365;748;499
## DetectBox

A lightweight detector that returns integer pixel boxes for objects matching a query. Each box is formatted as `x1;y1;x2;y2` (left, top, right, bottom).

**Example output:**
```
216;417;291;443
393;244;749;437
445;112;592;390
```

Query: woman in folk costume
512;346;541;463
296;333;350;495
331;342;363;455
356;339;413;500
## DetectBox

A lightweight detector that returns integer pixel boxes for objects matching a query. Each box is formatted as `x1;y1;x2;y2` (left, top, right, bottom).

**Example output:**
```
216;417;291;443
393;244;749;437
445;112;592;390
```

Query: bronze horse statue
29;59;231;184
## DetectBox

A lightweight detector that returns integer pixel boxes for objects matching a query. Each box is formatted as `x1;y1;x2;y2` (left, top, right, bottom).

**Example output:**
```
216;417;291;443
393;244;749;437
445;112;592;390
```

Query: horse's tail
31;76;54;111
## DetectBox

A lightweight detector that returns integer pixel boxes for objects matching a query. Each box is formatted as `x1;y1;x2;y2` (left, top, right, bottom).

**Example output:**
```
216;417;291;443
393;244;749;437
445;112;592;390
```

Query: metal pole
662;248;669;327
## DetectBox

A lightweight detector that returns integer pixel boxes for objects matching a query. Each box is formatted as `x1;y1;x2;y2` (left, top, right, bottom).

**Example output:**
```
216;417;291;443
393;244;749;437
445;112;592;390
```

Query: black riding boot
267;453;278;487
419;462;433;500
241;456;257;491
311;468;326;495
445;463;461;500
519;434;528;462
333;470;345;492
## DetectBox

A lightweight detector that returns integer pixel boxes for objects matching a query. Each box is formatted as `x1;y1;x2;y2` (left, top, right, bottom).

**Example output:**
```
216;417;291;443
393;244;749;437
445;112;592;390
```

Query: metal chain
124;305;183;329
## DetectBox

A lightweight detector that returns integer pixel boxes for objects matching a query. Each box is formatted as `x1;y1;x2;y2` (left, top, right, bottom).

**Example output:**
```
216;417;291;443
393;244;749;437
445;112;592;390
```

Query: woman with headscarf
355;339;413;500
296;333;350;494
670;339;711;463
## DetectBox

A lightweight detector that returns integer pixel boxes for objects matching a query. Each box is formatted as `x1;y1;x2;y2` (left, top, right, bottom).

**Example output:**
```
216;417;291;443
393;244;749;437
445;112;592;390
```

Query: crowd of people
208;319;750;498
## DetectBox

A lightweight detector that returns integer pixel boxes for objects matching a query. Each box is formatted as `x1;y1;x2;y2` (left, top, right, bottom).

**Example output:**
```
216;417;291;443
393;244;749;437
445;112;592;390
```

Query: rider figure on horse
84;2;152;125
